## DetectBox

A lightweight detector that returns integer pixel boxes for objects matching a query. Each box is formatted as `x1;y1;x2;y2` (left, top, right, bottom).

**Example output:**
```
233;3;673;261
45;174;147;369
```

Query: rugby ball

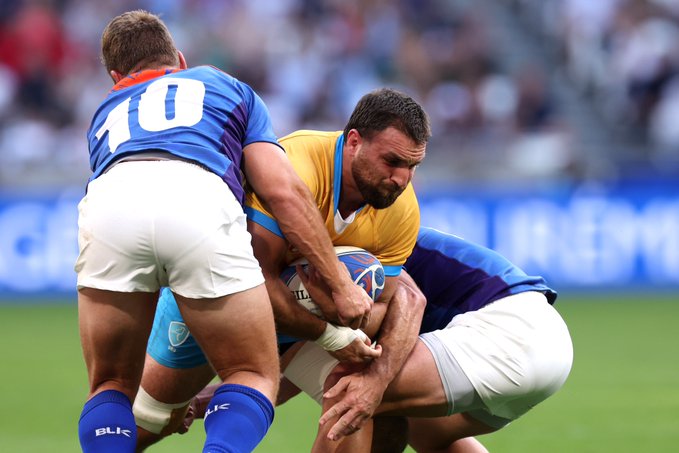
280;246;386;318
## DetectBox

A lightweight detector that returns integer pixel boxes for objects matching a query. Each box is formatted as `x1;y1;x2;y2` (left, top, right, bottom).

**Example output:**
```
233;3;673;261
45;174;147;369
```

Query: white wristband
314;323;368;352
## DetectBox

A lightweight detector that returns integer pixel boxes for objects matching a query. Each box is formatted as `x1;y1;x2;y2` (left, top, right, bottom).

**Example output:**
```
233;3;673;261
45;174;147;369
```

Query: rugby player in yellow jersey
134;88;431;449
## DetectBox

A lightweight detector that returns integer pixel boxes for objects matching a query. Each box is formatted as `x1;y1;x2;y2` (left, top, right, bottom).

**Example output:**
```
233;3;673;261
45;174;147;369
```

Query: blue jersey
405;227;557;334
86;66;280;204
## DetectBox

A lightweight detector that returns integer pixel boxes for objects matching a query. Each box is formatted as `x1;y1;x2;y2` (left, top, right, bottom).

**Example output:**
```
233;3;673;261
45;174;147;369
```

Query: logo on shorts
168;321;190;347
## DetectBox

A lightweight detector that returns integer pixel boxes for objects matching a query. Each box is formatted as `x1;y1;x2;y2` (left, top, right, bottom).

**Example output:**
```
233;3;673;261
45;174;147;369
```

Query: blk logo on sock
95;427;132;437
205;403;231;419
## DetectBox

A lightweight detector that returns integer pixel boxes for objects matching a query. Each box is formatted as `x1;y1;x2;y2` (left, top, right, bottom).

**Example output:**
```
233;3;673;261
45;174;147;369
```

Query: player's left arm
317;191;424;440
318;270;426;441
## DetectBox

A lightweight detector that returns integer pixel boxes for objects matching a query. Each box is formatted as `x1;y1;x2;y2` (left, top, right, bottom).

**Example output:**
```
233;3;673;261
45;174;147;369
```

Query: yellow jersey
245;130;419;276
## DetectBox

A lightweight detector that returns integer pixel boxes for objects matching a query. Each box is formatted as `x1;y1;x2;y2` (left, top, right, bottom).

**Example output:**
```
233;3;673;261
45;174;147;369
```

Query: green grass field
1;294;677;452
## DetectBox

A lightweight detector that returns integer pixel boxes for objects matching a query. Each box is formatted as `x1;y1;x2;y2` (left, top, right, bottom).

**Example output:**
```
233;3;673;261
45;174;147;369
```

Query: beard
352;163;405;209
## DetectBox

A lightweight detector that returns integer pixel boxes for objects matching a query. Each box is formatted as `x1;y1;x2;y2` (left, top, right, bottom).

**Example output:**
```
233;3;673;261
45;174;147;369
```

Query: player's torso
280;130;419;274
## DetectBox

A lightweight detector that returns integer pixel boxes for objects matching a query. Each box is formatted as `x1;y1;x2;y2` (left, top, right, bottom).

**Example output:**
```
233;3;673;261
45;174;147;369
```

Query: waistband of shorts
105;151;210;173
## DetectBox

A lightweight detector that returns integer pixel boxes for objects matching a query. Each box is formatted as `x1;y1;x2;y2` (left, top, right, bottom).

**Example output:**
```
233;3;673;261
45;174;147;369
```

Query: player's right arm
242;141;372;330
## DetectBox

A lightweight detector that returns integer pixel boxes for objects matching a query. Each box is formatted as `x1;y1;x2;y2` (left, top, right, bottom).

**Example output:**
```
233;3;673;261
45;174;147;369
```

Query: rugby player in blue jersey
284;227;573;452
74;10;374;453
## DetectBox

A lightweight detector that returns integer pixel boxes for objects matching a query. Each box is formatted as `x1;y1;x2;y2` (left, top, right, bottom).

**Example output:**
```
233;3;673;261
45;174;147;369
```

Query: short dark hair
101;10;179;75
343;88;431;145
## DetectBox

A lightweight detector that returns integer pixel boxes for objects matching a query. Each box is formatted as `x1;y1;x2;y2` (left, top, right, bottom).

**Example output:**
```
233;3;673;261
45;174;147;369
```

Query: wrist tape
314;323;368;351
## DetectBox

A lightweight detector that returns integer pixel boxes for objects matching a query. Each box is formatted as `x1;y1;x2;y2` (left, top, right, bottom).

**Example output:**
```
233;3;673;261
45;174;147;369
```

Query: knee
132;387;192;441
371;416;409;453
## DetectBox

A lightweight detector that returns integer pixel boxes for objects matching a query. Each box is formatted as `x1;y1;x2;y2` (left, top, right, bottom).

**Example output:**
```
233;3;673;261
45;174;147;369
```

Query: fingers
327;412;367;441
322;377;350;401
340;314;362;330
339;287;372;329
332;339;380;365
357;343;381;362
295;264;308;283
359;309;370;330
177;405;195;434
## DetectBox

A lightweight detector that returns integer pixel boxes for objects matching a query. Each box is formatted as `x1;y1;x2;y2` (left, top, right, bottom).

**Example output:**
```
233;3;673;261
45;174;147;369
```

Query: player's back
405;227;557;334
87;66;279;203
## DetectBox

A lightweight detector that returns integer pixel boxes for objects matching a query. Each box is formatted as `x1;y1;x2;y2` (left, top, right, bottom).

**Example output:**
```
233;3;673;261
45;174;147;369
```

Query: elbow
415;290;427;312
411;288;427;317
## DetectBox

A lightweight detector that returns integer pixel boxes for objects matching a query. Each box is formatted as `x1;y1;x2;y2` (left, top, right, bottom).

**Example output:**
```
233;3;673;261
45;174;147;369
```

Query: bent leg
78;288;158;453
312;405;373;453
371;416;409;453
135;356;216;450
176;284;279;398
176;284;279;452
377;340;449;417
408;414;494;453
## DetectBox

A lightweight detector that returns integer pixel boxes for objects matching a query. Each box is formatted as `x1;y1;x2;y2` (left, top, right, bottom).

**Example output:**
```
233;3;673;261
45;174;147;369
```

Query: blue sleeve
383;265;403;277
240;82;280;148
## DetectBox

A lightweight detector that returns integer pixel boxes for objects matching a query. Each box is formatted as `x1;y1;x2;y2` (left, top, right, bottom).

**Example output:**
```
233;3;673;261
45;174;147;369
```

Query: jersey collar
111;68;182;92
333;133;365;216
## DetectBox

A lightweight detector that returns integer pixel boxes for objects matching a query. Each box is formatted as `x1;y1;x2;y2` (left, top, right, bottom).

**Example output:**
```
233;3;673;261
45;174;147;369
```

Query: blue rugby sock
78;390;137;453
203;383;275;453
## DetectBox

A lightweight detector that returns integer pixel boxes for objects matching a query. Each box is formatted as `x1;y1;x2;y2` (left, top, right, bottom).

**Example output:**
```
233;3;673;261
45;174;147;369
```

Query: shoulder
279;130;341;148
185;66;255;94
415;227;507;267
190;65;235;81
279;130;341;168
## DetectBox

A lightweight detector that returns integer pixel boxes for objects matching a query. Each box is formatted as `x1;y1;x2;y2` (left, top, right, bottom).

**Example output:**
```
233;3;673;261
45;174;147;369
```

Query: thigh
147;288;210;368
78;287;158;400
282;341;339;404
376;340;449;417
371;417;409;453
140;355;216;404
175;284;279;400
407;413;495;452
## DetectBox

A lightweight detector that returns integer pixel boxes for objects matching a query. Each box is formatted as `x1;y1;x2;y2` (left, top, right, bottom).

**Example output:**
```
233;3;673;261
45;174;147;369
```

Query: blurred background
1;0;678;294
0;0;677;451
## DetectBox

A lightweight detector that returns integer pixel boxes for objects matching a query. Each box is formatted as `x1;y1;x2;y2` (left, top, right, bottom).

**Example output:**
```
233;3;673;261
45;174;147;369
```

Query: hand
296;264;340;323
327;336;382;365
176;401;197;434
319;370;387;441
297;261;373;329
331;278;373;330
176;382;219;434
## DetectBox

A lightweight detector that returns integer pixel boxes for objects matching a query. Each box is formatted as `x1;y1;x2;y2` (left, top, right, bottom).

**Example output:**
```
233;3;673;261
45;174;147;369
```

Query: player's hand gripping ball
280;246;385;318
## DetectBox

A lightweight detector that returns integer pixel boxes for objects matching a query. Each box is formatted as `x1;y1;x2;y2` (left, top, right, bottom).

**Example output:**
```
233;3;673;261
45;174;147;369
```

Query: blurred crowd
509;0;679;169
0;0;677;189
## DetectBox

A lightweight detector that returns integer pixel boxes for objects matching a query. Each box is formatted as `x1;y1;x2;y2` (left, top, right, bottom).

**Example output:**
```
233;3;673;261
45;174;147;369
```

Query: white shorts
284;291;572;429
421;291;573;426
74;160;264;298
